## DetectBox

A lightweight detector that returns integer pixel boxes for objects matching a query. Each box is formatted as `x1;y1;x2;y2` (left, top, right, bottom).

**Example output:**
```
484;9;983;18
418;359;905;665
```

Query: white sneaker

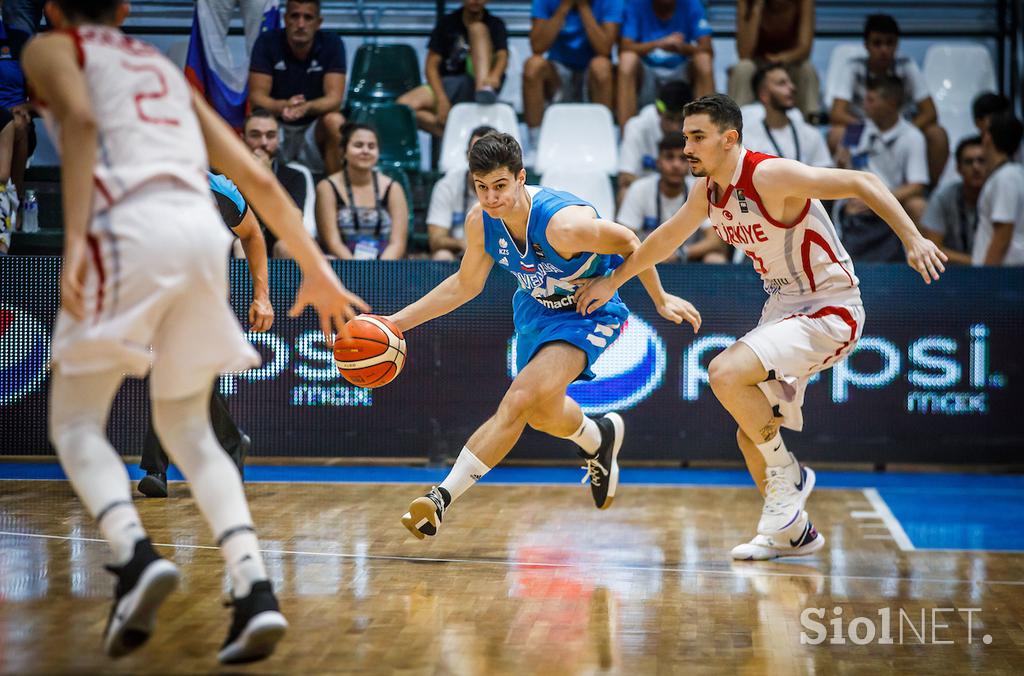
757;456;815;534
732;512;825;560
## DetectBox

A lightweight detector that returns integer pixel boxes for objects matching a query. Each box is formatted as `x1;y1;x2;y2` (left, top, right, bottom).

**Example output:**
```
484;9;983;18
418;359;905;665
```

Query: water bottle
22;190;38;233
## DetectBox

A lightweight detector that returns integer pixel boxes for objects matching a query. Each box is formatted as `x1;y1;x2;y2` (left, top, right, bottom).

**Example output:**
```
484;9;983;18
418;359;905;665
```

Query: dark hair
658;131;686;154
468;132;523;176
866;74;904;104
339;122;378;166
987;113;1024;157
286;0;321;12
244;108;278;128
751;62;787;97
467;125;497;150
54;0;123;21
972;92;1011;123
682;94;743;143
864;14;900;40
656;79;693;115
954;135;984;164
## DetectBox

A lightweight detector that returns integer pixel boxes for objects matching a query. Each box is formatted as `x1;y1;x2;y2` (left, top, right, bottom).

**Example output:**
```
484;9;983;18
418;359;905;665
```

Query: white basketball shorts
50;181;260;399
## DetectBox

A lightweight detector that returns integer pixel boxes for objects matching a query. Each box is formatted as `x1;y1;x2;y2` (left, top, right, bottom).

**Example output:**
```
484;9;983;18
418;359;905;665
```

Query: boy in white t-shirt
973;113;1024;266
617;131;727;262
426;124;495;260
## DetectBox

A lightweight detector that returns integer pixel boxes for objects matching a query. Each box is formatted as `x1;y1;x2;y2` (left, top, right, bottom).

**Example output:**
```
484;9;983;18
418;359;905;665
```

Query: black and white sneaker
401;486;451;540
218;580;288;664
579;413;623;510
732;511;826;561
103;538;180;658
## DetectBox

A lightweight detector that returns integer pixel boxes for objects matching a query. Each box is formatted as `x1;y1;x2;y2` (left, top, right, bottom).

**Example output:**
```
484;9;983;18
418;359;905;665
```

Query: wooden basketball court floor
2;468;1023;675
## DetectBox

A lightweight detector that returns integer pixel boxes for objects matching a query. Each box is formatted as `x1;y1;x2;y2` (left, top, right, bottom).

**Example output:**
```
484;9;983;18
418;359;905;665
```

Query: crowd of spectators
1;0;1022;268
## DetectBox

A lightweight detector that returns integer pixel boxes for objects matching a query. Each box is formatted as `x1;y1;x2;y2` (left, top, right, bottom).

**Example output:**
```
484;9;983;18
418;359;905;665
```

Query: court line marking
3;529;1022;587
863;488;916;551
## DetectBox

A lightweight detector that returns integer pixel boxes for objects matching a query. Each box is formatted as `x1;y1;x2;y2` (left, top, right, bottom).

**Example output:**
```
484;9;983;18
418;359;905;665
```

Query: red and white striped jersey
706;148;860;299
37;26;208;217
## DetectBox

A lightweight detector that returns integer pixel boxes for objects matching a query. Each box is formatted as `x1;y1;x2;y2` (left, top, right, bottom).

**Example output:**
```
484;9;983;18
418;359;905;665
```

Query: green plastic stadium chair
349;103;421;173
346;43;421;106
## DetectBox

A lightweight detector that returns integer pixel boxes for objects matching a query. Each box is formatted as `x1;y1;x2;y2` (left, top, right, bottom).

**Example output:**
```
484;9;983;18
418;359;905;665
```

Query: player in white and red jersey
23;0;367;664
578;94;946;561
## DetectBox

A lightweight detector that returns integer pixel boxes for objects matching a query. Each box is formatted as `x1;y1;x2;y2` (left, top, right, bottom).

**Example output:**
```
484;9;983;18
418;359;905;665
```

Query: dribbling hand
288;261;370;343
904;235;947;284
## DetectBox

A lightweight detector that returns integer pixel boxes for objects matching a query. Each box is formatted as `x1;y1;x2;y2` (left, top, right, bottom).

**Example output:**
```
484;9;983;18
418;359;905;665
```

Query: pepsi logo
0;305;50;406
507;315;666;414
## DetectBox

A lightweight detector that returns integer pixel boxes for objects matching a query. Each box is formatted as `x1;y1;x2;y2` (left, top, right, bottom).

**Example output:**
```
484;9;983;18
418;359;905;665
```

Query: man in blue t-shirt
0;14;33;252
523;0;624;151
617;0;713;127
248;0;346;174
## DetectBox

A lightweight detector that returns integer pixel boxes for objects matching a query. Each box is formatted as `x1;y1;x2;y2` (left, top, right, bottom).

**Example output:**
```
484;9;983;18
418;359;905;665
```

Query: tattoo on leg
758;423;777;443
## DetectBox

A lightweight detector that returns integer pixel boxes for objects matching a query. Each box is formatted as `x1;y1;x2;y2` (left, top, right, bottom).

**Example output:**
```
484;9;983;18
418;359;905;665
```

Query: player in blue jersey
136;172;274;498
393;132;701;539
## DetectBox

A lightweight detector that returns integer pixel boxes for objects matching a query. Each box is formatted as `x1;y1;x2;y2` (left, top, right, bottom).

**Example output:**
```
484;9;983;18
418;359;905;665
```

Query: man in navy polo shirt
248;0;345;174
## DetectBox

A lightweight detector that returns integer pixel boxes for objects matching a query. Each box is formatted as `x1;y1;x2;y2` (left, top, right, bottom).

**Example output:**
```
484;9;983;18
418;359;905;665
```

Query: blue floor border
3;463;1023;553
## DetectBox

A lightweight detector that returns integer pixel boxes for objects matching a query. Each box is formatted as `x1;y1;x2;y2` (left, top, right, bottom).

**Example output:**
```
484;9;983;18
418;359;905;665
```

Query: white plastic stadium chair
535;103;618;175
923;44;997;144
438;102;521;173
823;43;867;110
540;168;615;220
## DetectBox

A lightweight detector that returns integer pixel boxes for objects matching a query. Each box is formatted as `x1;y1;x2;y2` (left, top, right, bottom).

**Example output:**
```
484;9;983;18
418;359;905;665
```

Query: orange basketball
333;315;407;388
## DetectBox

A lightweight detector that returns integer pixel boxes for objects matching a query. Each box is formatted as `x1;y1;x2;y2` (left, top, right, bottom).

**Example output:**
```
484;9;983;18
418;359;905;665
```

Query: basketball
333;315;407;388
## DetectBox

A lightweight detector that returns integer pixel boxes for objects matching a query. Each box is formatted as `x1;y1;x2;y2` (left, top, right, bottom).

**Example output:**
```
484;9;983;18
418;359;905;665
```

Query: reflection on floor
1;476;1022;674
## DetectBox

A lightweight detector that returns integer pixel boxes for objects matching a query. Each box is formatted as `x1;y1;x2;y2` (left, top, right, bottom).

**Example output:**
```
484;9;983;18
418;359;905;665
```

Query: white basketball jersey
37;26;208;217
706;148;859;299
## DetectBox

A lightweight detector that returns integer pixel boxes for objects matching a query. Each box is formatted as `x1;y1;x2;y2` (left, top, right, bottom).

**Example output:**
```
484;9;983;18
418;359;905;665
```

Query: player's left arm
753;158;947;283
231;207;274;332
548;209;701;330
21;33;96;320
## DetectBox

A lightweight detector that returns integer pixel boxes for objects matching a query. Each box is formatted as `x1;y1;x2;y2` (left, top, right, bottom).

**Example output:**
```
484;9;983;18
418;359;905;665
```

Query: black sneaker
401;486;451;540
103;538;180;658
218;580;288;664
137;472;167;498
233;433;251;481
578;413;623;510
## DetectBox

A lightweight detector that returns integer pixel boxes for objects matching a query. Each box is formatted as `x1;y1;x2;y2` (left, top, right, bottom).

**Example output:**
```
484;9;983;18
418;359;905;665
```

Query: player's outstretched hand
289;261;370;342
60;244;89;320
656;294;702;333
904;235;947;284
576;276;617;316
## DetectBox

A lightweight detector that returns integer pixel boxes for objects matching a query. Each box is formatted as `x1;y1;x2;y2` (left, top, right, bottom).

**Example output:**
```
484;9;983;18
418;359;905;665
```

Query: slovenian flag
184;0;282;130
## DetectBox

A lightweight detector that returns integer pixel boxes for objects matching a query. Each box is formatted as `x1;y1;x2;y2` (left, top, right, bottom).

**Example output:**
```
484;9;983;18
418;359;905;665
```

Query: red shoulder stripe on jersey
800;230;856;292
783;306;859;367
735;149;810;229
93;176;114;207
86;234;105;321
59;28;86;68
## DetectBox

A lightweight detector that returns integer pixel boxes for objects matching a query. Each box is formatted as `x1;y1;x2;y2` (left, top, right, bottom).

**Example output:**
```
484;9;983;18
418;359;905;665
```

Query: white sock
564;416;602;456
220;529;267;597
755;433;791;467
49;369;147;566
152;385;267;596
439;446;490;504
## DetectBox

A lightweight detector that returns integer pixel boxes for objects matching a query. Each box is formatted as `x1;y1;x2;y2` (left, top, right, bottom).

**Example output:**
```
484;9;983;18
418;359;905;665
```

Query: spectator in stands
397;0;508;138
835;75;928;261
2;0;44;35
729;0;819;119
523;0;623;154
426;125;496;261
740;63;831;166
973;113;1024;266
972;92;1021;163
204;0;270;57
242;109;317;258
617;78;691;203
0;7;33;232
316;122;408;261
616;0;713;127
921;136;986;265
617;131;727;262
248;0;345;175
828;14;948;185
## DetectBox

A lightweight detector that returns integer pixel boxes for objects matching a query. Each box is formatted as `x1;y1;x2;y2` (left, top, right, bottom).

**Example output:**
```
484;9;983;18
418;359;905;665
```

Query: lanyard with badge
645;179;689;232
762;119;800;162
344;166;384;259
